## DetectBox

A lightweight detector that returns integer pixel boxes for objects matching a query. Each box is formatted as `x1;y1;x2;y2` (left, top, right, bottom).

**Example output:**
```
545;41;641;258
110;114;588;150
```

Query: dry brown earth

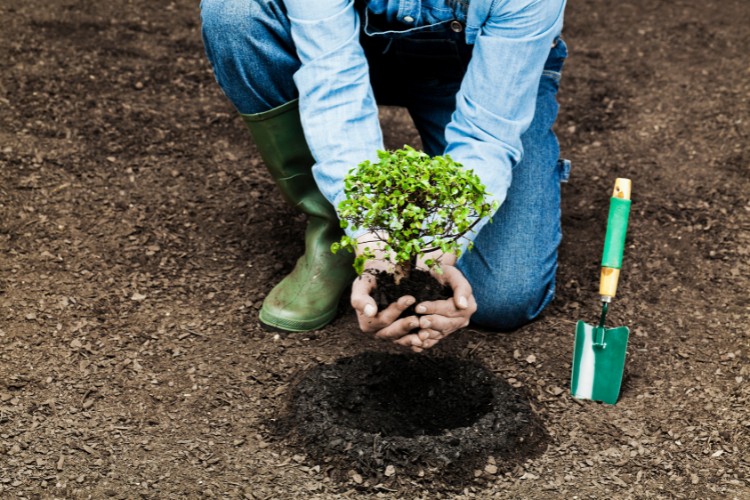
1;0;748;498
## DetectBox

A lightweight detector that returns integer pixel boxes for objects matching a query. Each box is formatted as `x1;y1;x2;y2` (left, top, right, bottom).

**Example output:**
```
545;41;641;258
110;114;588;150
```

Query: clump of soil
276;352;548;489
370;268;453;316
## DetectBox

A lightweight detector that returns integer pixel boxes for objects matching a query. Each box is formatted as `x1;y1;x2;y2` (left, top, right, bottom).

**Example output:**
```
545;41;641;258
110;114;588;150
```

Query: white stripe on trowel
575;335;595;399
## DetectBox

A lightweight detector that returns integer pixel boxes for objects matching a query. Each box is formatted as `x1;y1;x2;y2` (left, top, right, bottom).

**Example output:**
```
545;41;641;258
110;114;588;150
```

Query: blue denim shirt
283;0;565;246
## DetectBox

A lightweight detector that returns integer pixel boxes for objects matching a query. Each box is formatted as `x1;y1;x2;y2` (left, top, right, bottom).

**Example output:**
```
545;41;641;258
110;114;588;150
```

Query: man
200;0;569;351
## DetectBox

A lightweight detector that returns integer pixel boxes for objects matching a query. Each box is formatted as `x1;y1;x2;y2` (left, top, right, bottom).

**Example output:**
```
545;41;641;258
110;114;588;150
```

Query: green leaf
353;255;366;275
333;146;493;270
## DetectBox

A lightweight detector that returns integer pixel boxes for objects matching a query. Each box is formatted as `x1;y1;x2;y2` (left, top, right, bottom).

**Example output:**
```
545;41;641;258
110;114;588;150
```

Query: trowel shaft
597;300;609;329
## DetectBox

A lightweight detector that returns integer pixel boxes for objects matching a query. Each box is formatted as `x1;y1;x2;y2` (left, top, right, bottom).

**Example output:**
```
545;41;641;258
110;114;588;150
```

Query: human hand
398;263;476;353
350;234;475;351
350;271;422;346
349;231;422;347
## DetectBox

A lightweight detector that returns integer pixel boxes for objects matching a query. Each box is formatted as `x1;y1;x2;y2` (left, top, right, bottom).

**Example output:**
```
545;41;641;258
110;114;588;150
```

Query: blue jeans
200;0;570;330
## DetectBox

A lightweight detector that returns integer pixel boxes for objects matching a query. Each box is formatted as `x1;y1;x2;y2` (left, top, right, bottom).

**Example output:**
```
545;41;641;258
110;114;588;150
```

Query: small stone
384;465;395;477
131;292;147;302
351;472;363;484
525;354;537;364
70;339;83;349
485;464;498;475
134;81;144;90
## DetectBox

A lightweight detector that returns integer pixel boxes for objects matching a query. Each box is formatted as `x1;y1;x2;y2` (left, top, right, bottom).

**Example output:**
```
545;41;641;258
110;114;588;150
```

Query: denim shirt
283;0;565;246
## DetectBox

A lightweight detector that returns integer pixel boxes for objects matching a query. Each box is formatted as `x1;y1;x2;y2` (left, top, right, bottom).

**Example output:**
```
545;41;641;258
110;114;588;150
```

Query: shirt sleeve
445;0;566;253
282;0;384;238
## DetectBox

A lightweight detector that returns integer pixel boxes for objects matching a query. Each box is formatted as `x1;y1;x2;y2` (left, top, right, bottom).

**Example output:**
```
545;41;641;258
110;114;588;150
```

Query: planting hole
331;353;493;437
279;352;548;487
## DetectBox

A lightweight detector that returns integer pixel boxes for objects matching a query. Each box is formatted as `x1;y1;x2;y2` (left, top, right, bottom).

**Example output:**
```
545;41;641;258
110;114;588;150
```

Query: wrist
356;231;395;273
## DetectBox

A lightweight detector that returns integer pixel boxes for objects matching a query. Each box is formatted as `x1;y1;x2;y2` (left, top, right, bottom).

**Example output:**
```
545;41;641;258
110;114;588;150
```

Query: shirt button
402;15;414;23
450;20;463;32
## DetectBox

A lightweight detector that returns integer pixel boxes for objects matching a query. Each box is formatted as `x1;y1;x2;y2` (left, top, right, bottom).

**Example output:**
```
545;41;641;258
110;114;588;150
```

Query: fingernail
416;305;427;314
405;297;415;306
422;319;431;329
458;296;468;309
364;304;376;317
419;330;430;340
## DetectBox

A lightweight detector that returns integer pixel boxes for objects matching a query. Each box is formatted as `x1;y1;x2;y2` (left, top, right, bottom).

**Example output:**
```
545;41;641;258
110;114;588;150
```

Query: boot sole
258;306;338;333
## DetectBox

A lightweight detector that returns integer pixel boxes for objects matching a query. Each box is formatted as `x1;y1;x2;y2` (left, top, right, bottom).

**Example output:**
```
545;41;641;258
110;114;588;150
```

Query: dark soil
279;352;546;490
1;0;749;498
370;268;453;316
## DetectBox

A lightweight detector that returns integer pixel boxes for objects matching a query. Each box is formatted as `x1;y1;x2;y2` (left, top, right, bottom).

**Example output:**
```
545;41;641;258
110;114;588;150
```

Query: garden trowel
571;178;632;405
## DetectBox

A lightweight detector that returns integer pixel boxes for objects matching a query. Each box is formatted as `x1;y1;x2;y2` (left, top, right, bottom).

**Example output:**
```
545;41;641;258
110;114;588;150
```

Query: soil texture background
1;0;749;498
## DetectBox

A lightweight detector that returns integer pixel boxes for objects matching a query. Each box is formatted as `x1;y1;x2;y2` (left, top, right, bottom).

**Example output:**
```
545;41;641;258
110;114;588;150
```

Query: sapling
331;146;498;283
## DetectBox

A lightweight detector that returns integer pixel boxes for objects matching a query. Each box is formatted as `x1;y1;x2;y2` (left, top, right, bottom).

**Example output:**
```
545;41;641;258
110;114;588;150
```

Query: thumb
442;266;472;310
351;272;378;317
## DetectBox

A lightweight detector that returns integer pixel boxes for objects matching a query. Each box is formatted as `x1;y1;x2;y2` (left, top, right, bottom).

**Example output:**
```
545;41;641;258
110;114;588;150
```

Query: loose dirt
1;0;749;498
370;268;453;317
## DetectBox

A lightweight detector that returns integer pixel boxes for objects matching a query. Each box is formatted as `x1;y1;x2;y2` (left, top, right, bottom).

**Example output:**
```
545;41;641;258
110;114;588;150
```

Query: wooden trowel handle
599;178;632;300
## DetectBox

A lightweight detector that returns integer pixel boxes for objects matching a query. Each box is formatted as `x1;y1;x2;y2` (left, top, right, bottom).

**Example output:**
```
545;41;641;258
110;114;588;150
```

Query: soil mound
276;352;548;489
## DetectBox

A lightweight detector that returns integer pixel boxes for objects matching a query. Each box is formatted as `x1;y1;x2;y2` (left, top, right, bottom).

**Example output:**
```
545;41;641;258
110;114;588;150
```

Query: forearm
446;0;566;250
282;0;384;216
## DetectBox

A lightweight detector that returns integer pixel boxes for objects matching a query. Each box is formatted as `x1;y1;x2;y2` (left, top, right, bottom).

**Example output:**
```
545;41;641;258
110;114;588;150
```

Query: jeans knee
200;0;265;51
470;272;556;331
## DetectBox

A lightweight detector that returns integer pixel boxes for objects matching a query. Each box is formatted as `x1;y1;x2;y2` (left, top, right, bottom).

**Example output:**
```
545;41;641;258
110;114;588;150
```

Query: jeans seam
364;14;453;36
542;69;561;82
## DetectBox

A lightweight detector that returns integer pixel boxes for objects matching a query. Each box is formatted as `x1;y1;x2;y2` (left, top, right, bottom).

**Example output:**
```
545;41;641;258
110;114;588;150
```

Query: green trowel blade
570;320;630;405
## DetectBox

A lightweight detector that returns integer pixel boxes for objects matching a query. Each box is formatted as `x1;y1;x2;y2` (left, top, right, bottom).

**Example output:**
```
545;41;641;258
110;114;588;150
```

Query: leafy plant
331;146;498;277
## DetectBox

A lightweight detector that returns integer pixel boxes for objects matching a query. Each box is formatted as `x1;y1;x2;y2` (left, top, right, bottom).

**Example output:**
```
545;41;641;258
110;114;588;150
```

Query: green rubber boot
241;100;354;332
